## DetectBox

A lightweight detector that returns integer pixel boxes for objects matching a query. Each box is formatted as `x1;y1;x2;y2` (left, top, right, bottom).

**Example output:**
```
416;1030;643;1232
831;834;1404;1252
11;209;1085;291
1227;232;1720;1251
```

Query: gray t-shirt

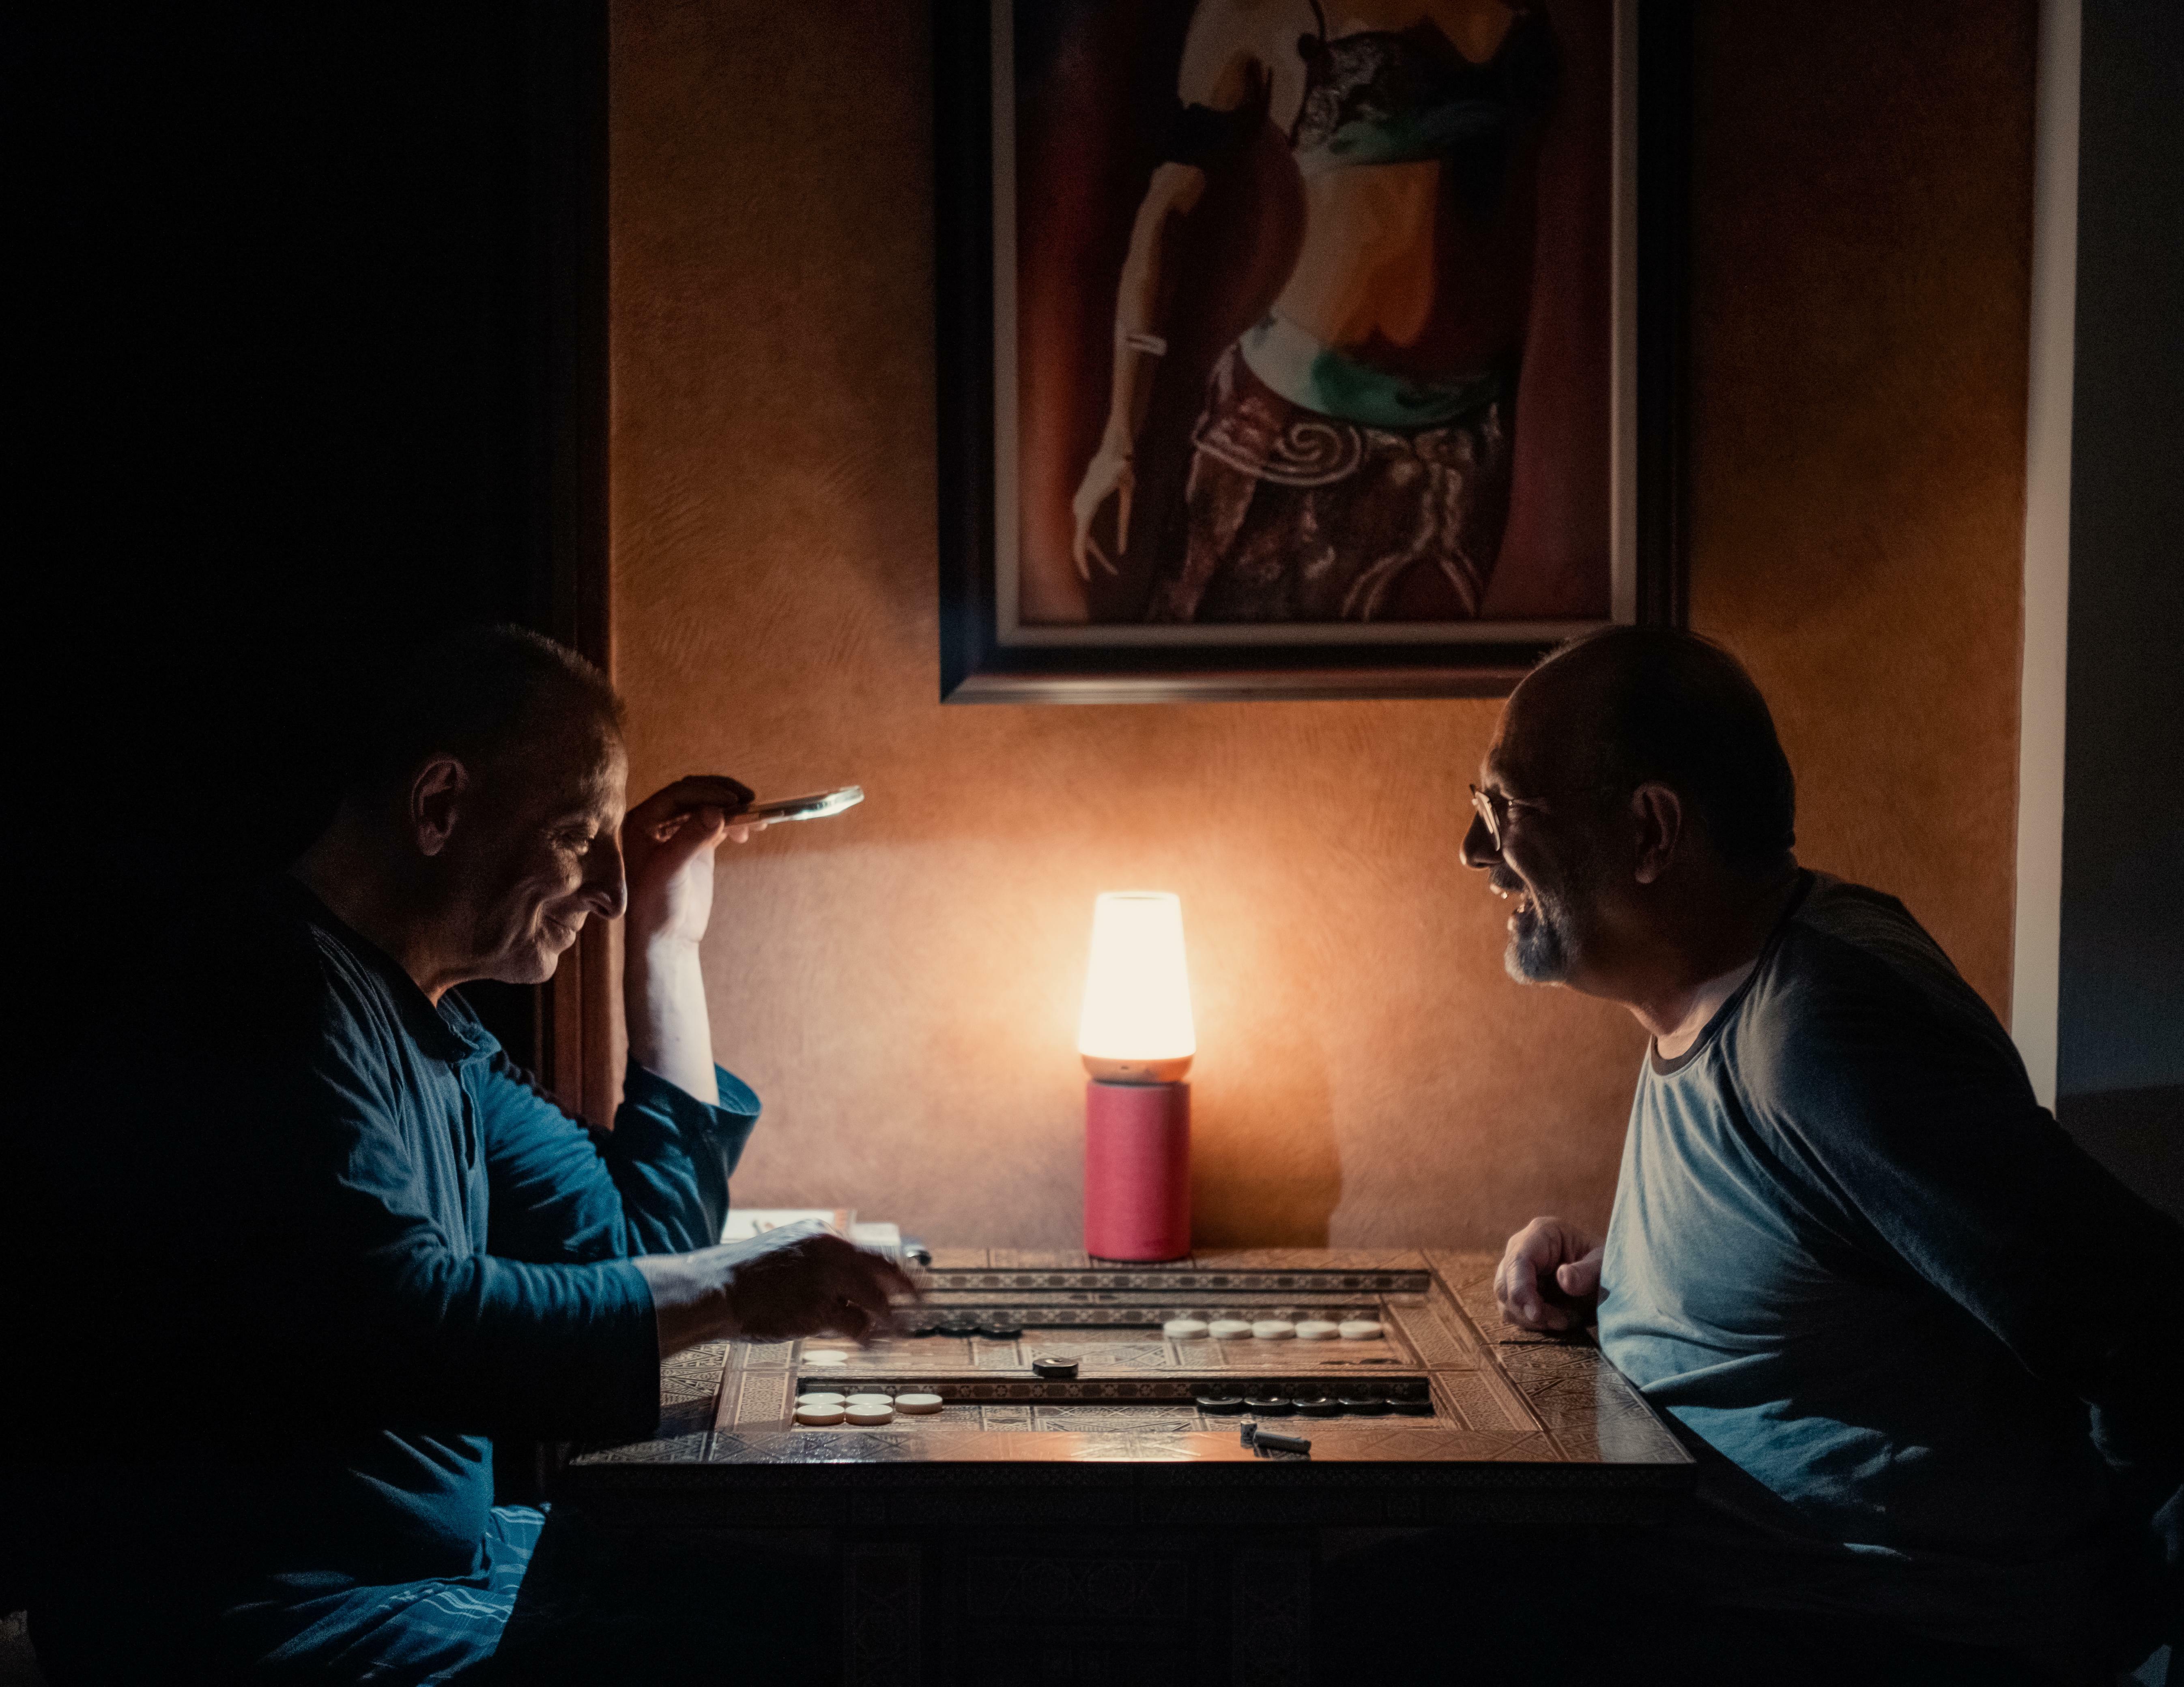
1597;871;2180;1662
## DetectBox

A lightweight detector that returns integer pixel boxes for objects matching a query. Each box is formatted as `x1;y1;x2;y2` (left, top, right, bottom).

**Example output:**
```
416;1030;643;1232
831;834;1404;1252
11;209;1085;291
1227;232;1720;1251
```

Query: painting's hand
1494;1217;1604;1333
1070;442;1134;580
622;775;761;950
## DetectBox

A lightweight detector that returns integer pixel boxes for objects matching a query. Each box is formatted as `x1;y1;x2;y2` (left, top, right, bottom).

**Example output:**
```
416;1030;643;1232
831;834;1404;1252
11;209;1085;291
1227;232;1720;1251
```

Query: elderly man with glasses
1458;626;2179;1685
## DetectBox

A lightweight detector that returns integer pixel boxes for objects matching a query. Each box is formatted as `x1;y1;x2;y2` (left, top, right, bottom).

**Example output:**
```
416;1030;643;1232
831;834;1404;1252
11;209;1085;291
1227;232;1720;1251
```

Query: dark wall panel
2057;0;2184;1101
16;4;600;1071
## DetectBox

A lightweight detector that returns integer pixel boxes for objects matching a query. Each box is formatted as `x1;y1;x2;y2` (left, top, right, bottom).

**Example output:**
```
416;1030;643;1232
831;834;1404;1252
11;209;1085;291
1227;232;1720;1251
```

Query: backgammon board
555;1250;1691;1687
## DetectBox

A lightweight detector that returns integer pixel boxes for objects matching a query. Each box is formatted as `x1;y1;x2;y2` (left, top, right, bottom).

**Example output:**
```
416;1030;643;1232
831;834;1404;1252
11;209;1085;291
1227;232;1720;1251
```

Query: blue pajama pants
239;1505;544;1685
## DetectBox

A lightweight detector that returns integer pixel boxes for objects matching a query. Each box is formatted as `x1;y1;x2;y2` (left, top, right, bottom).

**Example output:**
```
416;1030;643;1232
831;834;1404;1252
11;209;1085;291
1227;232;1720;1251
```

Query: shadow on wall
1190;1011;1340;1248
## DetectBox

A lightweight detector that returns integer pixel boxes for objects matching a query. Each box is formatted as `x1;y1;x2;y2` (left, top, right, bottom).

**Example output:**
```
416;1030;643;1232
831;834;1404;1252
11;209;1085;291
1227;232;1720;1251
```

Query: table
553;1249;1691;1685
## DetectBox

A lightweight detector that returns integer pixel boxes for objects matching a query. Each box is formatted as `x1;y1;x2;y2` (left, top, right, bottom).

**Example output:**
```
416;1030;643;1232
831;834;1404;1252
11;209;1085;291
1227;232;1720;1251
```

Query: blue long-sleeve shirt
1597;872;2182;1666
18;879;757;1659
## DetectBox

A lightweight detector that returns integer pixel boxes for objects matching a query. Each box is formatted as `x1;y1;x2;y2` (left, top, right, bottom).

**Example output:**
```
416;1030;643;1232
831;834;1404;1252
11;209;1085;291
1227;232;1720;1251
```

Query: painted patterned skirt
1146;335;1513;625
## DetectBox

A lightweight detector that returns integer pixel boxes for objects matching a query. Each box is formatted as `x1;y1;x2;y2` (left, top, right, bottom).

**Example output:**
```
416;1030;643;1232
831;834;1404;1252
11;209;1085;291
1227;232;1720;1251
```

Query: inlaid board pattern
911;1294;1402;1321
1425;1249;1511;1344
920;1271;1429;1296
577;1251;1690;1475
1425;1251;1686;1462
699;1427;1567;1466
753;1403;1455;1435
945;1249;1429;1273
662;1339;733;1405
652;1339;735;1440
1494;1340;1687;1464
787;1326;1424;1377
765;1374;1429;1406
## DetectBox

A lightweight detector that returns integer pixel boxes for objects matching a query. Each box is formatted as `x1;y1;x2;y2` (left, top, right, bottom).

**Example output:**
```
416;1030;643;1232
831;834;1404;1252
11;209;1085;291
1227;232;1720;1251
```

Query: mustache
1488;867;1526;896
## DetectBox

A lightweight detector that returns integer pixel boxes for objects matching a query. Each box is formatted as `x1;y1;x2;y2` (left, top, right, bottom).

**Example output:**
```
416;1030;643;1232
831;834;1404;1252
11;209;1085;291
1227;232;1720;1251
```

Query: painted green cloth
1237;313;1500;430
17;880;758;1682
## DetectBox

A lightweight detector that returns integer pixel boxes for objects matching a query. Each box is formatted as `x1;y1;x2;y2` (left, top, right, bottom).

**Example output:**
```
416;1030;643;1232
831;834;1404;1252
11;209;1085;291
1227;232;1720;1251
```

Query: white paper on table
720;1207;853;1242
720;1210;905;1260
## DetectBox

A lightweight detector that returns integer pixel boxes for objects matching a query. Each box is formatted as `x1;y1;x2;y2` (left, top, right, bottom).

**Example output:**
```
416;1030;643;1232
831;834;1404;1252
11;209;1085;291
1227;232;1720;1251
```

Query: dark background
2055;0;2184;1210
13;1;604;1073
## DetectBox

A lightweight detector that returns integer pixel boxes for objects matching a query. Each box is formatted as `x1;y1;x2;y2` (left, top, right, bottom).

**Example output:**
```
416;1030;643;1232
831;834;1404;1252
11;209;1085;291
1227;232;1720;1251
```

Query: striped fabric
241;1506;544;1685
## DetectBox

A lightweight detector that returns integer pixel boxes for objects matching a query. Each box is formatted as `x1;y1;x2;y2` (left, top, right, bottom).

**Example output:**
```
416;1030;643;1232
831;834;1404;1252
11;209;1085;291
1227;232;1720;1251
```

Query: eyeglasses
1467;782;1607;856
1468;783;1524;855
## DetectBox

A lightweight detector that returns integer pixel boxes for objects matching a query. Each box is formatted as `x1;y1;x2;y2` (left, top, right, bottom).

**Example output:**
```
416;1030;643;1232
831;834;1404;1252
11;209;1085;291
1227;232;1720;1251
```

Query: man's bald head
1504;626;1795;875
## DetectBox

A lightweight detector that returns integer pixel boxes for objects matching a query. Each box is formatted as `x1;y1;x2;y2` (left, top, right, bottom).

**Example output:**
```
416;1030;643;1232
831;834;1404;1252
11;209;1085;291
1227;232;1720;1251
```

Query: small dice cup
1083;1080;1191;1261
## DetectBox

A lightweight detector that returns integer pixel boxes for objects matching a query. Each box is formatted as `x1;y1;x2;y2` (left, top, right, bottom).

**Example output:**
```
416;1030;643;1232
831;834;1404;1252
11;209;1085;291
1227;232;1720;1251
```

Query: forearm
623;935;718;1107
1102;163;1204;446
630;1247;739;1359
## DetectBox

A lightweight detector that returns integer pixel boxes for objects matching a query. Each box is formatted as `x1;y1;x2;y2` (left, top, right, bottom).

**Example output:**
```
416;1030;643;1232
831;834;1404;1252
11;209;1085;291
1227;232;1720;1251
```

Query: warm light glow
1077;892;1195;1082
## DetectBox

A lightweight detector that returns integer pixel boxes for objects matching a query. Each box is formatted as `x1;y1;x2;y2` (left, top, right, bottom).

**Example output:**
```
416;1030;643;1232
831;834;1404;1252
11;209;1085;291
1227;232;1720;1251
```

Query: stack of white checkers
792;1391;944;1427
1163;1316;1383;1341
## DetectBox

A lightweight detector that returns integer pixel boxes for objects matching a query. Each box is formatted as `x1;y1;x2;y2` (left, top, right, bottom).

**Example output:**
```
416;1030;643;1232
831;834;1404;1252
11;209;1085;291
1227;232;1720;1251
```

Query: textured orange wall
607;1;2035;1249
1689;0;2035;1016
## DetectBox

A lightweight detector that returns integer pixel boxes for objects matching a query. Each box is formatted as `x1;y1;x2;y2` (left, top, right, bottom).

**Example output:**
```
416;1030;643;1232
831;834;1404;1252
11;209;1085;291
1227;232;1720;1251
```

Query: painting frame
936;0;1690;703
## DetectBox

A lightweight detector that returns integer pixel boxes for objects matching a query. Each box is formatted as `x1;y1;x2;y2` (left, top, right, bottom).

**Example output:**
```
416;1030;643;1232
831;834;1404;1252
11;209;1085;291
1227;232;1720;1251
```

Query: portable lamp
1077;892;1194;1260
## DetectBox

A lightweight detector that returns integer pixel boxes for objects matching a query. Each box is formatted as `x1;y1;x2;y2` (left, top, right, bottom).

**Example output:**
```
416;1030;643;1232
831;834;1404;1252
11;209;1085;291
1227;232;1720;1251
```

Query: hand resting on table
1494;1216;1603;1333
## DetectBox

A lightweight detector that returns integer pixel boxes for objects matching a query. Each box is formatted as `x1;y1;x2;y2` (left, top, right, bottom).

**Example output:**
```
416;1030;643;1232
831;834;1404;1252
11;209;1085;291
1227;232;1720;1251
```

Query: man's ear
1630;782;1682;885
409;757;469;859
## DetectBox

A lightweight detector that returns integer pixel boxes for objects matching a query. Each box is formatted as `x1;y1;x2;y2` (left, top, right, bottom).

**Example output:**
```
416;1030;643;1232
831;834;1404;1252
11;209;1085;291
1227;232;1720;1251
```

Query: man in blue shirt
1471;627;2180;1683
16;626;910;1683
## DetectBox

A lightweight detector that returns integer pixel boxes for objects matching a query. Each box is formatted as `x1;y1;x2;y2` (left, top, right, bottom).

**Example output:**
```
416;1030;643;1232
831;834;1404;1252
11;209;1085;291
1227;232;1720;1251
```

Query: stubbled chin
1504;904;1568;985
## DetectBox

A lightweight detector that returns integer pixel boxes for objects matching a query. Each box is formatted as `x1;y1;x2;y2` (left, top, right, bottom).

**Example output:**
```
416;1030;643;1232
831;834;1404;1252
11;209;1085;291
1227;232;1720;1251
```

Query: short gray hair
345;624;623;798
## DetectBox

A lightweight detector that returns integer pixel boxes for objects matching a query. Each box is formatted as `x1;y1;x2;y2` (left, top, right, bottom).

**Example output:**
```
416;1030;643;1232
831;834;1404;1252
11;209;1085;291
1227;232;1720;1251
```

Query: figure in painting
1070;0;1558;623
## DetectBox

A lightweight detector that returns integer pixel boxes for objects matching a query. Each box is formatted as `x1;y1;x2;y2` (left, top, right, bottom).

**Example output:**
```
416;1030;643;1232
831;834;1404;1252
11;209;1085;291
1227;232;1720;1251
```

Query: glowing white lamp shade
1077;892;1195;1083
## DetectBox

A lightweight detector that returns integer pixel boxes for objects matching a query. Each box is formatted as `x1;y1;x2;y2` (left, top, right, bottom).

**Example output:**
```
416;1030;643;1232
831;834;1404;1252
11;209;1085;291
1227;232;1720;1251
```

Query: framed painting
936;0;1689;702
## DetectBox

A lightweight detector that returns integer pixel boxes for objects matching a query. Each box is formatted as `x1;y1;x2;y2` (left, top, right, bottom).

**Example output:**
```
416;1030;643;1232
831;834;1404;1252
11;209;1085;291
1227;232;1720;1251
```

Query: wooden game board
585;1248;1687;1467
558;1250;1691;1686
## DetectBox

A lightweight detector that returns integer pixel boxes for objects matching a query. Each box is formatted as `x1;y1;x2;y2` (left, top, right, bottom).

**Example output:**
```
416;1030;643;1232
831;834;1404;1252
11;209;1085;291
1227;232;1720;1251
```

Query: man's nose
588;836;629;921
1460;810;1499;871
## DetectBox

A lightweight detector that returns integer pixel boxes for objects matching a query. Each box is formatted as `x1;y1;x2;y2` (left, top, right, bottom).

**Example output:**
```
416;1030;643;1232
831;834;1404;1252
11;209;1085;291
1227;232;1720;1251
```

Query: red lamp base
1084;1080;1191;1261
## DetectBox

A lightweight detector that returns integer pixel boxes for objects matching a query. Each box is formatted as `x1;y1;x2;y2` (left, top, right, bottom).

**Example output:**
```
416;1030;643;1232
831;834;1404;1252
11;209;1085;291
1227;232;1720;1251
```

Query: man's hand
622;775;765;1106
622;775;763;951
631;1224;919;1360
1494;1217;1604;1333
